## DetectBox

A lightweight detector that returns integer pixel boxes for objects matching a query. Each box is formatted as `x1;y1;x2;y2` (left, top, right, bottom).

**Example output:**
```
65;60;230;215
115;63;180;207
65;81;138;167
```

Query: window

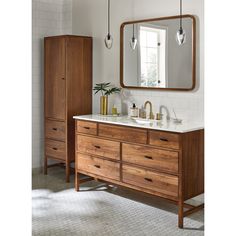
139;25;167;87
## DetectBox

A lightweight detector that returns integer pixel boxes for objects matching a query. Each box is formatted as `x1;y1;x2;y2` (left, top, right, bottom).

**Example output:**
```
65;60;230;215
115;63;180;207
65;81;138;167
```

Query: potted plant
93;82;121;115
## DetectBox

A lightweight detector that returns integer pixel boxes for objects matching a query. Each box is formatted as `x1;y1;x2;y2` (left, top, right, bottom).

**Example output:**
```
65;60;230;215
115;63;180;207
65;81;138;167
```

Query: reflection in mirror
121;15;196;90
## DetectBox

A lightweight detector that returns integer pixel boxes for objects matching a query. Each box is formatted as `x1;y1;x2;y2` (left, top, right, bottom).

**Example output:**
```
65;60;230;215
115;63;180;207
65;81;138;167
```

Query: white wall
32;0;72;169
72;0;204;122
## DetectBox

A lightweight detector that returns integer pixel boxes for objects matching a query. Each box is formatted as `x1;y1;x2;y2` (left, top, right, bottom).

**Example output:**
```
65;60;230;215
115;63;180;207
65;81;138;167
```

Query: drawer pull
52;147;58;150
94;165;101;169
160;137;168;142
144;177;153;182
144;155;153;160
83;126;90;130
94;145;101;149
52;128;58;131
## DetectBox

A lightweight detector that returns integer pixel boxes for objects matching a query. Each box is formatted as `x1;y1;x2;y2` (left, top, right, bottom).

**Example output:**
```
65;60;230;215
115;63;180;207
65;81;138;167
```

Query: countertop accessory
93;82;121;115
130;103;139;118
112;105;118;115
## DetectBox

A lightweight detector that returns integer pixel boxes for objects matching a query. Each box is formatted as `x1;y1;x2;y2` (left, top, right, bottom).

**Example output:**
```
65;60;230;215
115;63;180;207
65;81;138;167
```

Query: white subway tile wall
32;0;72;168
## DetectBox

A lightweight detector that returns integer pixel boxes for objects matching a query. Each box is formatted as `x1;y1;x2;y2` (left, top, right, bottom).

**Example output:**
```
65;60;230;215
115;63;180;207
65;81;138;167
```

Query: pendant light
104;0;113;49
176;0;186;45
130;24;138;50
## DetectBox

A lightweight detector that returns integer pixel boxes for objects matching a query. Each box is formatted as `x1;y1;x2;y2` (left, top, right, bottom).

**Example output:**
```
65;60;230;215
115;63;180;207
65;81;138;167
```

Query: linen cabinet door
44;37;66;120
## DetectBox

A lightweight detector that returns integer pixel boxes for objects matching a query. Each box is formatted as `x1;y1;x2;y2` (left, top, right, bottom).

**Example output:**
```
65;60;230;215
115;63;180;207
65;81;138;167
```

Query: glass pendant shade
130;37;137;50
176;0;186;45
176;28;186;45
105;0;113;49
105;34;113;49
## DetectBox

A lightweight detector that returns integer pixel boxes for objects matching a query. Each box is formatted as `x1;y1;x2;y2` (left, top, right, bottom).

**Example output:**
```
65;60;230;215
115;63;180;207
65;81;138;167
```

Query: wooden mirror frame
120;14;196;91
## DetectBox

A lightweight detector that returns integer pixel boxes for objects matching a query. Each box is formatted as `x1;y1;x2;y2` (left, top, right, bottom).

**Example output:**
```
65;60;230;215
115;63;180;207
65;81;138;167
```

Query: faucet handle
156;113;163;120
150;112;155;120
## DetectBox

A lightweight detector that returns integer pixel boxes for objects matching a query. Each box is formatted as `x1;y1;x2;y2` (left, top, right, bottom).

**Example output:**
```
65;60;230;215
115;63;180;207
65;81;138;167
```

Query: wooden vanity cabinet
75;120;204;228
44;35;92;182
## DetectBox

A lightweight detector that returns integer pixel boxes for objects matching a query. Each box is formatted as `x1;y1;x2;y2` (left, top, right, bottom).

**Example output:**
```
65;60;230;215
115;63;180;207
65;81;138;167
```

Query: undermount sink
132;117;155;125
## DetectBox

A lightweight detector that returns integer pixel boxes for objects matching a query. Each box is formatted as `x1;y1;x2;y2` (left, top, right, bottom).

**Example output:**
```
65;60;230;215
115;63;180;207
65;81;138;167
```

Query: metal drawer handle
52;147;58;150
94;145;101;149
144;155;153;160
83;126;90;130
94;165;101;169
52;128;58;131
160;137;168;142
144;177;153;182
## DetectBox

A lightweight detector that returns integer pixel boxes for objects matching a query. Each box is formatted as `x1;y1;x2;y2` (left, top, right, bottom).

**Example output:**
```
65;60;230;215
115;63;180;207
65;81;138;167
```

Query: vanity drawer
149;131;180;150
122;165;178;198
76;135;120;160
45;139;66;160
76;153;120;181
99;124;147;144
45;120;66;141
122;143;178;174
76;120;97;135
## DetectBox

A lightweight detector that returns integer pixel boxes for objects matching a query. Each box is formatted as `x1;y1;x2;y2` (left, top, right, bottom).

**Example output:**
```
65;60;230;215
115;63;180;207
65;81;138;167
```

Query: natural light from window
139;25;167;87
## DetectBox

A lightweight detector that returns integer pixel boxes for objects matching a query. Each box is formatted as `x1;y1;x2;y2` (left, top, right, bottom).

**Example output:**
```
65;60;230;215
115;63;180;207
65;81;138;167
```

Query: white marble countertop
73;114;204;133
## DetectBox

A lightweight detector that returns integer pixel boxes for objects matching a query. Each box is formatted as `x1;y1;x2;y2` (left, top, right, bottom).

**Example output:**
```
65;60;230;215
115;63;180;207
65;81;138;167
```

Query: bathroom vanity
73;115;204;228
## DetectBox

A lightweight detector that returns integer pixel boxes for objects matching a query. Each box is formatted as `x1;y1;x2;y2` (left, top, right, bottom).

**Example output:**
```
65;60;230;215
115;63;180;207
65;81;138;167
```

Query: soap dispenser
139;105;146;119
130;103;139;117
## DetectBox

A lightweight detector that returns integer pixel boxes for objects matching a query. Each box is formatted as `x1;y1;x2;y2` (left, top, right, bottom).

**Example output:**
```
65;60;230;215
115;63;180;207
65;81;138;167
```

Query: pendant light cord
180;0;182;29
132;24;135;38
108;0;110;35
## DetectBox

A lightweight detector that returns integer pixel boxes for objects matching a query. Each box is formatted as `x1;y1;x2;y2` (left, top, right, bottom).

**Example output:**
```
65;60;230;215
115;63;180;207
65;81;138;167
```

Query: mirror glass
121;15;196;90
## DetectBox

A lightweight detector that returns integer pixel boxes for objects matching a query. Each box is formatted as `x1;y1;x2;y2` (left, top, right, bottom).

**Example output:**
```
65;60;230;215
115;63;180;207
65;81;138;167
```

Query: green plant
93;82;121;96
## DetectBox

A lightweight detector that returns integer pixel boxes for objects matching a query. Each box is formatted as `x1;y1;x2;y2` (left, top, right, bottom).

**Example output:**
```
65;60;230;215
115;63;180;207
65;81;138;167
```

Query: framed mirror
120;15;196;91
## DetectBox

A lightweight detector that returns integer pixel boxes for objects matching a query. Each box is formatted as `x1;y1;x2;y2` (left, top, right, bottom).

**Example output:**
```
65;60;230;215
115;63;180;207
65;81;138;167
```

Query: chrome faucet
159;105;170;120
144;101;154;119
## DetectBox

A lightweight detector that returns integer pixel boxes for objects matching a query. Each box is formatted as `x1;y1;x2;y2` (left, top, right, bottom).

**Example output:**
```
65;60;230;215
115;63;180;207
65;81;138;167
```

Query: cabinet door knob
144;177;153;182
160;137;168;142
144;155;153;160
94;145;101;149
52;128;57;131
61;78;65;80
52;147;58;150
94;165;101;169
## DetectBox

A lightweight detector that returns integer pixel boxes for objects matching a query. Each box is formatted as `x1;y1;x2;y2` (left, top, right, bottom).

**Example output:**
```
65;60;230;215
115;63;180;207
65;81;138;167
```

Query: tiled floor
32;167;204;236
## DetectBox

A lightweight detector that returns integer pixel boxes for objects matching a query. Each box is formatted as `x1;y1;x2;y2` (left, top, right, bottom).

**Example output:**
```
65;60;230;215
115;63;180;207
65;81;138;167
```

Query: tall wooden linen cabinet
44;35;92;182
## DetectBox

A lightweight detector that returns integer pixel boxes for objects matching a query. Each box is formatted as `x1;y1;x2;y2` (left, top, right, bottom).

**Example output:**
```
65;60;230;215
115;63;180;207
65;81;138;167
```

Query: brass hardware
100;96;108;115
144;101;154;119
156;113;163;120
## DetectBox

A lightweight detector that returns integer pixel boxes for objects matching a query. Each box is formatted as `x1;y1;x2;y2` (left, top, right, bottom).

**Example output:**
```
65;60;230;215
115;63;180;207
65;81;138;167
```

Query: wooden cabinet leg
75;171;80;191
44;156;47;175
178;200;184;228
66;162;70;183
